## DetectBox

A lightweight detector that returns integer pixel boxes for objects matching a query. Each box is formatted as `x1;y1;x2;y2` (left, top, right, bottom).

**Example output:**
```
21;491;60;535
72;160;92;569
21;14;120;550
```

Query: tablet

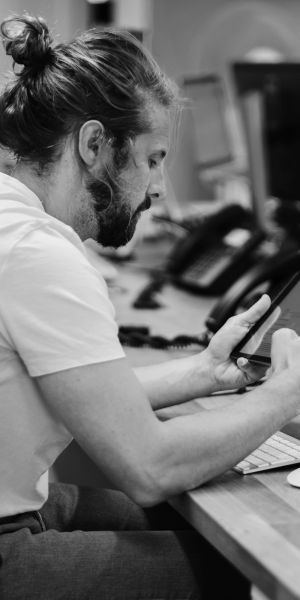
231;271;300;366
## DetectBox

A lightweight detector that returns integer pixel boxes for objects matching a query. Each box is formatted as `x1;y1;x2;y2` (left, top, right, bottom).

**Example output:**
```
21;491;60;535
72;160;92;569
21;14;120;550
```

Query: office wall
152;0;300;204
152;0;300;79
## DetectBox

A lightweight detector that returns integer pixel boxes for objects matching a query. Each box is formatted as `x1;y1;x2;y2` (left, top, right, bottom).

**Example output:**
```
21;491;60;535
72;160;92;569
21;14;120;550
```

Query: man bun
1;14;53;68
0;14;178;167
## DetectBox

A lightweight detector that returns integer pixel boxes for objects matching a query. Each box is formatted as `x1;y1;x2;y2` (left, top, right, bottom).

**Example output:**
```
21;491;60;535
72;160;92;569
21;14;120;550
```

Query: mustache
135;195;152;216
90;178;152;219
126;196;152;237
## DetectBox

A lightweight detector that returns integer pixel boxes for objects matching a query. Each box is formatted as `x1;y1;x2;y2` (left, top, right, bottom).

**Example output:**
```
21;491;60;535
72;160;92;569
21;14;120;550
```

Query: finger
271;327;298;369
245;305;281;353
237;294;271;328
264;305;281;330
212;294;271;355
237;357;248;369
271;327;298;352
237;356;266;381
272;327;298;343
209;295;271;361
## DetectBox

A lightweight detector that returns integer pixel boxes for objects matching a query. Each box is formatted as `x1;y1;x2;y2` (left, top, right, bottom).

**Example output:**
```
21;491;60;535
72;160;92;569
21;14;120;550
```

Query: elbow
129;484;167;508
124;461;178;508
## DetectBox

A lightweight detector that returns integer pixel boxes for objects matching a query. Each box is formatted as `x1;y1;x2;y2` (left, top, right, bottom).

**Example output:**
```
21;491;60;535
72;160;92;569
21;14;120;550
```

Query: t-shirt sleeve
0;225;125;376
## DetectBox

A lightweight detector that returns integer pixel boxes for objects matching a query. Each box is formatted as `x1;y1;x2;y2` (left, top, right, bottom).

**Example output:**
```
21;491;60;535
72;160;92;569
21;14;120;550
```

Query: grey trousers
0;483;251;600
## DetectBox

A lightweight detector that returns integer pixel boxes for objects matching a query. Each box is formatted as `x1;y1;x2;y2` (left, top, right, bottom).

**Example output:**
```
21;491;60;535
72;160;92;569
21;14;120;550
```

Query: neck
13;163;50;208
13;152;82;228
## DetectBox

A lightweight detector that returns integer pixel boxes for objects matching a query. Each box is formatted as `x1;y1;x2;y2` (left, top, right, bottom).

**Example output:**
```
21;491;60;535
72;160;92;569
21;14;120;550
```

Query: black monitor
232;62;300;204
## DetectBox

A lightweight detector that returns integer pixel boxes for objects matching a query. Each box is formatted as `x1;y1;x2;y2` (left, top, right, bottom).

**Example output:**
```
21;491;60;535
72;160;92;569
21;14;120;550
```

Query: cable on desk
132;273;167;309
118;325;210;349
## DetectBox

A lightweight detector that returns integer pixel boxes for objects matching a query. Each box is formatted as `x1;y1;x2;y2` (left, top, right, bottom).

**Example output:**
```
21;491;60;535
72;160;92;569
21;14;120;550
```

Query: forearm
153;374;300;497
134;351;216;410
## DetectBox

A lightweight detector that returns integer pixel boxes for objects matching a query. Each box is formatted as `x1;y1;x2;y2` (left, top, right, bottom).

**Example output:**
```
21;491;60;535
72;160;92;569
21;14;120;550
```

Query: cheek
125;170;150;201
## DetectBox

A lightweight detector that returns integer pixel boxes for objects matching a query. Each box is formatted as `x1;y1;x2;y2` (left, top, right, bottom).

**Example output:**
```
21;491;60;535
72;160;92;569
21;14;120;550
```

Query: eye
149;158;157;168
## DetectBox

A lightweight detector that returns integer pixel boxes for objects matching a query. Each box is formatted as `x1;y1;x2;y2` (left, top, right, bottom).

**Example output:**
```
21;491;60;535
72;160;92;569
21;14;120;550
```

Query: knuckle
226;315;236;325
272;327;298;341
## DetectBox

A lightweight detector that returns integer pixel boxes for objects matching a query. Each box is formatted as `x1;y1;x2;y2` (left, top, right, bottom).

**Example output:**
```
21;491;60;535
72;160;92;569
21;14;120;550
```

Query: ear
78;120;105;167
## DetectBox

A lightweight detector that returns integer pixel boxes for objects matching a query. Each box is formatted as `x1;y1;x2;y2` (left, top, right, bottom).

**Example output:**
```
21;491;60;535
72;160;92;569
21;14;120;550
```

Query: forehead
133;104;171;155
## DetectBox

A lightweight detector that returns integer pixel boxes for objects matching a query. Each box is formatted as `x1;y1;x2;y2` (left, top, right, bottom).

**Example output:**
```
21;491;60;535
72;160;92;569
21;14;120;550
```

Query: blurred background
2;0;300;211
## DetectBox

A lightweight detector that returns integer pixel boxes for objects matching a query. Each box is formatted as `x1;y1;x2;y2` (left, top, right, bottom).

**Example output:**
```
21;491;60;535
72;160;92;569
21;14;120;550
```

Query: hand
266;328;300;413
204;294;272;391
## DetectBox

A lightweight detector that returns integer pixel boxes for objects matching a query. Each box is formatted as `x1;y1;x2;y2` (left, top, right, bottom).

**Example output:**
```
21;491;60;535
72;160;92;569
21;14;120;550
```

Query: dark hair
0;14;178;168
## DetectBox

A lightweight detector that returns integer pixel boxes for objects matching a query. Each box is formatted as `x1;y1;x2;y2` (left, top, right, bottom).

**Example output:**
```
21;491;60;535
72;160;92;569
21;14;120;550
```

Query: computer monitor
232;62;300;204
182;75;234;169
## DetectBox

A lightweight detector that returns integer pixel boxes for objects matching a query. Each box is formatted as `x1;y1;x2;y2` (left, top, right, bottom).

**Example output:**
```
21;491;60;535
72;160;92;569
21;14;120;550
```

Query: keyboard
233;431;300;474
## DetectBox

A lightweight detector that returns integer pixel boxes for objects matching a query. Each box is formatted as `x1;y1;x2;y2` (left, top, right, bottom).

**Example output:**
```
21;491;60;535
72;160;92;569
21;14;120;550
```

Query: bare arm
36;326;300;507
133;352;214;410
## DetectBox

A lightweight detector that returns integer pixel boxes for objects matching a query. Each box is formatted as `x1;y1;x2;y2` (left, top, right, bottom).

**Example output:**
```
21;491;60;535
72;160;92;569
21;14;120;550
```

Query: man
0;13;300;600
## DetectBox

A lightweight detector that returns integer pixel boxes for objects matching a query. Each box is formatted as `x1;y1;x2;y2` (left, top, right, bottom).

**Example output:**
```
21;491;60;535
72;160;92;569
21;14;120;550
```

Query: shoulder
1;219;113;319
4;217;95;278
0;219;124;374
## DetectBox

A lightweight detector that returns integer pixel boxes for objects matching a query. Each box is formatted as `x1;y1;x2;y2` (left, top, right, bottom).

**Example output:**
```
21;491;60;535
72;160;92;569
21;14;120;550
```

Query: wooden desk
109;244;300;600
169;467;300;600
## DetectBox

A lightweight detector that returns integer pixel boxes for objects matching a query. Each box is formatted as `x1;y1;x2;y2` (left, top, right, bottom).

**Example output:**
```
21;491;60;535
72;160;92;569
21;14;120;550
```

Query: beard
84;164;151;249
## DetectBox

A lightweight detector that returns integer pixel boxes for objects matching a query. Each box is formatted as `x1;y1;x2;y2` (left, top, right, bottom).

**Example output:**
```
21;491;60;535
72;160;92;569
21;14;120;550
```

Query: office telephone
166;203;265;295
125;202;300;350
128;198;300;349
205;249;300;334
123;249;300;350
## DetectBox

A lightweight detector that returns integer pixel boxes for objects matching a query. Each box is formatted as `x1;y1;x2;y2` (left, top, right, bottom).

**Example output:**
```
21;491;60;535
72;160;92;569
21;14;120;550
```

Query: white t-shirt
0;173;125;517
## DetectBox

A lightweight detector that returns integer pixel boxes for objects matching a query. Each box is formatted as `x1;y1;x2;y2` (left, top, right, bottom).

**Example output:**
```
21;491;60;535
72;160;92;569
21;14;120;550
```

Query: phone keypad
182;246;235;286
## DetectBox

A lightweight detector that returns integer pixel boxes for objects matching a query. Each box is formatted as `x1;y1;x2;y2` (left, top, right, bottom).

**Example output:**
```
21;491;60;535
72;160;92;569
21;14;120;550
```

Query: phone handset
205;250;300;334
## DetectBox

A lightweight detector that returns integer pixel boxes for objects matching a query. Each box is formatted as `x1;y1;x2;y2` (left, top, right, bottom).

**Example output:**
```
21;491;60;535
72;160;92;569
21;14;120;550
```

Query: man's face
77;105;170;248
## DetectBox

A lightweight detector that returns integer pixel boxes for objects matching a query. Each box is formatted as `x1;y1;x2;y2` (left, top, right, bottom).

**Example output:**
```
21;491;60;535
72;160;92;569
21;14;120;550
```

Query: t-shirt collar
0;172;44;211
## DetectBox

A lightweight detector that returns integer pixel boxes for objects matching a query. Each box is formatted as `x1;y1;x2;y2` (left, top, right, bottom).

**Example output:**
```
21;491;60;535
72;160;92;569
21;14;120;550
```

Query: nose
147;166;166;202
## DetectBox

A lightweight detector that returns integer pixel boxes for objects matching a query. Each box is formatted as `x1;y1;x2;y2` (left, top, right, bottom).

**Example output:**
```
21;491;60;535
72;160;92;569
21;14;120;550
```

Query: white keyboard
234;431;300;474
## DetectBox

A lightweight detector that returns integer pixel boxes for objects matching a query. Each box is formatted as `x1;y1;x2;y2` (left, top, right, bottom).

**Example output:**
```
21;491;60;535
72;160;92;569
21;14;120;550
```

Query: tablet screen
231;272;300;365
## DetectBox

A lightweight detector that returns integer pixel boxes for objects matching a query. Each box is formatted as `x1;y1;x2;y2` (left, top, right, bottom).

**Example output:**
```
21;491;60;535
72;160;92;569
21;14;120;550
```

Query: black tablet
231;271;300;366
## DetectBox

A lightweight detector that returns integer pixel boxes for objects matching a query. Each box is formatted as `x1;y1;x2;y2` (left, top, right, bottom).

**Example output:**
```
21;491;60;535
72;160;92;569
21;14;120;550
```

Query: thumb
237;356;267;381
209;294;271;359
234;294;271;330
